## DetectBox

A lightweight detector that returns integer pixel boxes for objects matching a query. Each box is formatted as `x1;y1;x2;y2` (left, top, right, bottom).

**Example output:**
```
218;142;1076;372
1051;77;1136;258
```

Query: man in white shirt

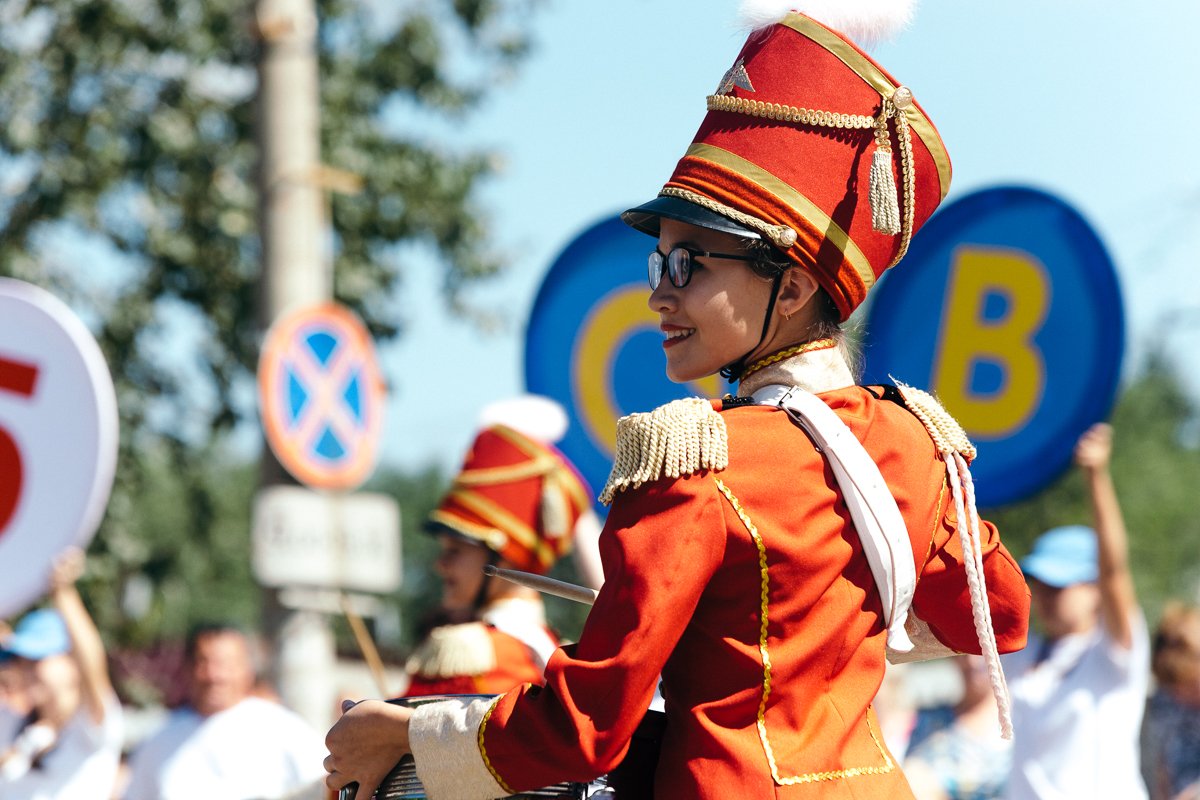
1003;424;1150;800
123;624;327;800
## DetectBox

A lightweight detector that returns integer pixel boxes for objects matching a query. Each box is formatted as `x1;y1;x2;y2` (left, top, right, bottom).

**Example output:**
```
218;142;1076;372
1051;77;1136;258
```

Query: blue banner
863;186;1124;507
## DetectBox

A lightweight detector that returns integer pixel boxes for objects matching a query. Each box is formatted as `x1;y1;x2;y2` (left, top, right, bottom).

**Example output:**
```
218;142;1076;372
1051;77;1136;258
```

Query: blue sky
377;0;1200;473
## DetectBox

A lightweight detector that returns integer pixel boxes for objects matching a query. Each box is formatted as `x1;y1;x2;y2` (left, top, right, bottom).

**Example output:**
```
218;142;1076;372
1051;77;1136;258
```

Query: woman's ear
774;268;820;318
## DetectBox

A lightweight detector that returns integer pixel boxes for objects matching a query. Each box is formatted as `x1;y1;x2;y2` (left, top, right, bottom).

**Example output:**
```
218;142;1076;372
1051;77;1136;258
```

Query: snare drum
346;752;601;800
338;694;661;800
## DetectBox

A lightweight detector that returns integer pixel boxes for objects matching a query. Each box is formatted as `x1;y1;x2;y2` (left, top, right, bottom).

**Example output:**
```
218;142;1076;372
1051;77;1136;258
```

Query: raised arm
1074;423;1138;649
48;547;114;723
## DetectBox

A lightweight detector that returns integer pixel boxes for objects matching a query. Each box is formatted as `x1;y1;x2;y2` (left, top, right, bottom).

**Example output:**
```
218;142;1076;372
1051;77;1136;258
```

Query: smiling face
649;219;775;383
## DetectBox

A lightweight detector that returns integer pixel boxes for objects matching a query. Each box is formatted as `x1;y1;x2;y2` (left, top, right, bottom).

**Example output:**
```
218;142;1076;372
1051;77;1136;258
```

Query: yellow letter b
932;246;1049;438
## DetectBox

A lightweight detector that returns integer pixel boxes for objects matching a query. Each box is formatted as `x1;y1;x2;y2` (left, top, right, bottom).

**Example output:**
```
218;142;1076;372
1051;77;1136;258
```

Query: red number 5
0;356;39;538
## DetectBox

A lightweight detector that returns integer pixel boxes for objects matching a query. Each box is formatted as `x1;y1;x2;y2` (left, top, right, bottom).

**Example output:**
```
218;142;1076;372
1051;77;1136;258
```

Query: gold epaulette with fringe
893;381;977;462
405;622;497;679
599;397;728;505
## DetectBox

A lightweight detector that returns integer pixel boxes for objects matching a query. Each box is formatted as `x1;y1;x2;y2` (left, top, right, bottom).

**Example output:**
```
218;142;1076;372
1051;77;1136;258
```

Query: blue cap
1020;525;1099;588
0;608;70;661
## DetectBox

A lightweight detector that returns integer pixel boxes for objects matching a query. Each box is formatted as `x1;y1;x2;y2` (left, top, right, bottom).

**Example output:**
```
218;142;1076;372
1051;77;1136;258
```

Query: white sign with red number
0;279;118;618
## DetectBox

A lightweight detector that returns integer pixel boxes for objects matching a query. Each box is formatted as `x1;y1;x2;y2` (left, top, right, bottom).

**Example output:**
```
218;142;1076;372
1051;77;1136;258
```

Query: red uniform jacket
417;387;1030;799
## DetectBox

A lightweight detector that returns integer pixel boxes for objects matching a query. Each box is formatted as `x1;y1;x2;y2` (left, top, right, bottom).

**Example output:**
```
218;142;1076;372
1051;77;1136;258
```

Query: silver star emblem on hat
715;58;755;96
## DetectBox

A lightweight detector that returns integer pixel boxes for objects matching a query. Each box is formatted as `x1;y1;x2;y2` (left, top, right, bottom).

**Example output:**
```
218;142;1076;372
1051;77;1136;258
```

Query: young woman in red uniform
403;401;599;698
325;4;1030;798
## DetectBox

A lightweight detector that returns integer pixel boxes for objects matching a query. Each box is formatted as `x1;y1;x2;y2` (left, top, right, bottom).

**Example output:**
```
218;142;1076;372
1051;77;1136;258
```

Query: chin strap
471;549;501;618
721;272;783;382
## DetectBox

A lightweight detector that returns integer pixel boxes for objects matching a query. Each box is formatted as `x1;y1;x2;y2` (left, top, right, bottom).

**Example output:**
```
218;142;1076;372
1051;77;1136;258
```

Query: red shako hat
622;0;951;321
427;401;592;576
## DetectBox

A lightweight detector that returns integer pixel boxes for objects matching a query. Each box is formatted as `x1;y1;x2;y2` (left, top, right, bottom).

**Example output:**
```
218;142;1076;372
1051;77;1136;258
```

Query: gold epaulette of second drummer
892;381;977;463
405;622;497;679
599;397;728;505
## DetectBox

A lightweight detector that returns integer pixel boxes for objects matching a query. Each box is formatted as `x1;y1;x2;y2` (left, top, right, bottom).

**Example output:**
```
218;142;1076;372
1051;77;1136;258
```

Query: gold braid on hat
658;186;799;250
451;454;562;487
703;86;917;268
450;427;587;542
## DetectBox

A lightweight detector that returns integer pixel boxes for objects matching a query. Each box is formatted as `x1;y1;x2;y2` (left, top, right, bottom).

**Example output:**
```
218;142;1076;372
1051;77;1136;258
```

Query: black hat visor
621;195;761;240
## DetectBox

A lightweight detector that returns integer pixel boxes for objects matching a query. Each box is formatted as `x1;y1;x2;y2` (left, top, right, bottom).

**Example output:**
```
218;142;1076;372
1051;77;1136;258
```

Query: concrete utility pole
257;0;330;312
255;0;336;730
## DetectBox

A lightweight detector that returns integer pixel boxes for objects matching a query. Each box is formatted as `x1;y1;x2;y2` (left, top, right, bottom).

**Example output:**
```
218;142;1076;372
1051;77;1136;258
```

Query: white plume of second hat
477;394;569;445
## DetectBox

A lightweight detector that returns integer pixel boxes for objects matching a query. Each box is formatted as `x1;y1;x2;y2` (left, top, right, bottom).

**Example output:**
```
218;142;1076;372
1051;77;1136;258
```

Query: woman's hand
324;699;415;799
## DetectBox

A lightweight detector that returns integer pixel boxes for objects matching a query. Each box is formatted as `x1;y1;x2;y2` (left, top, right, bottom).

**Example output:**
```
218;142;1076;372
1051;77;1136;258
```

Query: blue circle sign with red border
258;303;386;491
862;186;1123;507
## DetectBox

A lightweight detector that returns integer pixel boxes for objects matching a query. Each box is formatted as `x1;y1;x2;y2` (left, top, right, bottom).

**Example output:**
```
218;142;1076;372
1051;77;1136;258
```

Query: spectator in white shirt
122;623;327;800
1002;423;1149;800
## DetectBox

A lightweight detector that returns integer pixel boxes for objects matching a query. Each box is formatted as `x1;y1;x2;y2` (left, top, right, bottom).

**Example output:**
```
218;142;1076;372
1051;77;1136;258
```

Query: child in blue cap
0;548;123;799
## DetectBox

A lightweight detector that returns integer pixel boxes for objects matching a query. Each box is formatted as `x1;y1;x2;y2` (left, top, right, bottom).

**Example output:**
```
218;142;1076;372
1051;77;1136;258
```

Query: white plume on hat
738;0;916;48
477;394;569;444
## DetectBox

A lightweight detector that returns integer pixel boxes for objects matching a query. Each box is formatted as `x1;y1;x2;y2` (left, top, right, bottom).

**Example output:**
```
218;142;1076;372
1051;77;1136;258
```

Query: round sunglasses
648;246;757;290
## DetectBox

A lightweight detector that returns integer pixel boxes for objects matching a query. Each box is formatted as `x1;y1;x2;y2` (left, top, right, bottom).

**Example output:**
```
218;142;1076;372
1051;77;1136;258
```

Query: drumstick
338;593;391;698
483;565;598;606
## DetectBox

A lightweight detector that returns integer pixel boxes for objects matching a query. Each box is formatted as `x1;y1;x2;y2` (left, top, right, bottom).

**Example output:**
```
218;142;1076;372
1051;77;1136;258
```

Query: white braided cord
945;451;1014;739
956;452;1013;738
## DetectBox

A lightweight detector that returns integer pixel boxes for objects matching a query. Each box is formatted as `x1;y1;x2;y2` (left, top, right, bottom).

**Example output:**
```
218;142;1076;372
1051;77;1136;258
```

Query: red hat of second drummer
427;420;592;576
622;0;951;321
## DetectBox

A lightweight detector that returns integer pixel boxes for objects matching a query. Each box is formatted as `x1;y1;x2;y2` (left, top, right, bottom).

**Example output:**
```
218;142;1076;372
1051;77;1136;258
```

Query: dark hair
1152;602;1200;689
184;622;253;663
744;239;837;325
742;238;862;377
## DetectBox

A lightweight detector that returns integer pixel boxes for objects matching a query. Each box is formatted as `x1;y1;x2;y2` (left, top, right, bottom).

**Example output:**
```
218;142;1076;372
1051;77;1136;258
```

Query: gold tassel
869;146;901;235
599;398;728;505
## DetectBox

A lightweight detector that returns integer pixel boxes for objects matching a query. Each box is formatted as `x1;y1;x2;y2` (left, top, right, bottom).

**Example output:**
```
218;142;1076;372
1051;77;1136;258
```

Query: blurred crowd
878;424;1200;800
0;550;327;800
2;417;1199;800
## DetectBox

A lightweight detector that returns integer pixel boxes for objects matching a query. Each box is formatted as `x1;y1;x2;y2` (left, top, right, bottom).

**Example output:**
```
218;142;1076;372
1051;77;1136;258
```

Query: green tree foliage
0;0;538;644
985;351;1200;628
105;447;261;639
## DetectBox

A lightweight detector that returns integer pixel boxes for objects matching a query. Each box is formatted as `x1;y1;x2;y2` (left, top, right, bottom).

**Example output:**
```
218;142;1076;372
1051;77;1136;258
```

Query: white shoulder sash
750;384;917;655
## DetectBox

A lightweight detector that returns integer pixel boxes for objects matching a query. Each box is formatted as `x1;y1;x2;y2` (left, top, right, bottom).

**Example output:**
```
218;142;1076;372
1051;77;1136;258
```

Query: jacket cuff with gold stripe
410;696;508;800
